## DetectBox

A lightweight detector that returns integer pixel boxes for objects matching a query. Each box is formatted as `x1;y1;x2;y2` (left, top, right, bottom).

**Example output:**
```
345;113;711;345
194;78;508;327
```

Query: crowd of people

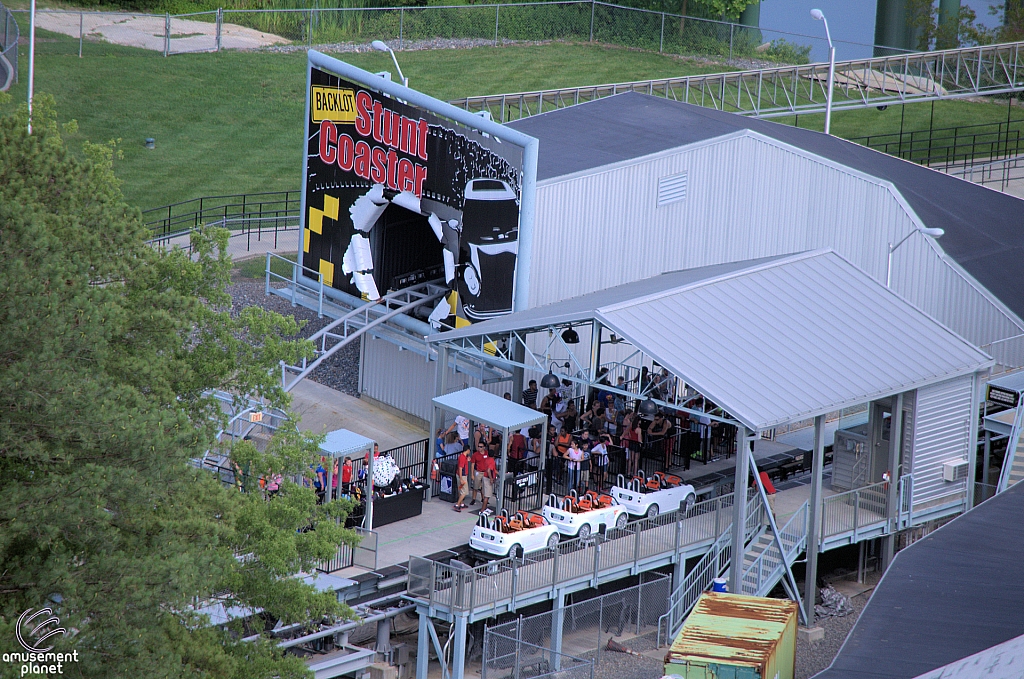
434;369;731;516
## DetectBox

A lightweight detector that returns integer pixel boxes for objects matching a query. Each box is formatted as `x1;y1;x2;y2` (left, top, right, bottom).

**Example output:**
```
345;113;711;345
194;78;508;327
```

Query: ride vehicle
610;471;697;518
541;490;629;539
469;509;560;559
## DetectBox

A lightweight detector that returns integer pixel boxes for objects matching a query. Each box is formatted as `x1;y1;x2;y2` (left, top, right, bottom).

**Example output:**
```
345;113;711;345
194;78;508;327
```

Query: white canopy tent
431;387;548;511
320;428;377;528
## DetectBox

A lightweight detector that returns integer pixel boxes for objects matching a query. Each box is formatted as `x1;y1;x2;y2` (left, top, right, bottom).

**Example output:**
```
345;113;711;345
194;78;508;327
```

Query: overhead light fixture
561;326;580;344
540;370;560;390
638;398;658;417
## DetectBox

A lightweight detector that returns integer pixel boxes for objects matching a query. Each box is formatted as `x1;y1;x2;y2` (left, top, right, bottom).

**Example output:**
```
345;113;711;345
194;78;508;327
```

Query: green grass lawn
0;27;733;209
2;17;1020;212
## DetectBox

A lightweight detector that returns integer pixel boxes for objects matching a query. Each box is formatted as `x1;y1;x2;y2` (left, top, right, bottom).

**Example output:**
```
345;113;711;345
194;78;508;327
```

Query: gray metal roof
910;633;1024;679
432;387;547;432
320;428;376;458
434;250;992;431
814;482;1024;679
506;92;1024;323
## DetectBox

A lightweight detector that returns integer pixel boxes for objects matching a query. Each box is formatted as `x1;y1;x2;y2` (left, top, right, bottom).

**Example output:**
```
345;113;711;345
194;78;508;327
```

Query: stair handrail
997;403;1024;493
740;501;808;597
657;524;732;646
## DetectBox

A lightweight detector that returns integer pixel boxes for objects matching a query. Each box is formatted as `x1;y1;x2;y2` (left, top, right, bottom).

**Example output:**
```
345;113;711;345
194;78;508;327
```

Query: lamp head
810;9;825;20
540;372;560;390
920;227;945;238
638;398;658;418
561;326;580;345
371;40;390;52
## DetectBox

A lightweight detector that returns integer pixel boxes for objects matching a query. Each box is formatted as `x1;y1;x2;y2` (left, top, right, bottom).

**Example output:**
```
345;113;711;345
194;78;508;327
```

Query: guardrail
408;491;762;619
820;479;888;546
451;39;1024;121
143;190;300;239
740;500;807;597
850;118;1024;172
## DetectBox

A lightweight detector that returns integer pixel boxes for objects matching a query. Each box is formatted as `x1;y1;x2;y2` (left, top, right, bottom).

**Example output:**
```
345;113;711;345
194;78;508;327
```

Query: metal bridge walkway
408;492;759;624
997;404;1024;492
450;40;1024;121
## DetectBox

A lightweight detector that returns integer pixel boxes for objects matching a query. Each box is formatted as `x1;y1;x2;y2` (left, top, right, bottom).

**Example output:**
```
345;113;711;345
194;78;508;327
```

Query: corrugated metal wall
361;335;508;424
910;374;974;509
530;133;1024;367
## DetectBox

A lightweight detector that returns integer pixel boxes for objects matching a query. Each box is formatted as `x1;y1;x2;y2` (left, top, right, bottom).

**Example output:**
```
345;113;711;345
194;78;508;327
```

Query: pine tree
0;97;357;679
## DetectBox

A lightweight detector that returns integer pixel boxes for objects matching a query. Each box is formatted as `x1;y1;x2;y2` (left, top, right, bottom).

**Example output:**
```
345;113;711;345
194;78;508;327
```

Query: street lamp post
811;9;835;135
371;40;408;88
27;0;36;133
886;226;945;288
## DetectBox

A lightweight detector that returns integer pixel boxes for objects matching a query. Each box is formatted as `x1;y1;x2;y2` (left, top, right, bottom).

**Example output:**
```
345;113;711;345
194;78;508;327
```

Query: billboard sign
302;65;525;328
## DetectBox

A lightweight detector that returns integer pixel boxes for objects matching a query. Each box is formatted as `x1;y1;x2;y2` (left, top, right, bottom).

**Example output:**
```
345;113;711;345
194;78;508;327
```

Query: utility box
664;592;797;679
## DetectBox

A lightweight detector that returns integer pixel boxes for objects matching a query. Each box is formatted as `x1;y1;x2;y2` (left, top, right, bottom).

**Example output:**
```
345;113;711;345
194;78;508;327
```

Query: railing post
291;258;298;306
164;13;170;57
216;8;223;51
589;0;595;42
265;253;271;297
318;272;324;318
660;12;664;53
551;543;559;584
79;12;83;58
729;24;734;61
510;558;518;610
399;7;404;50
592;538;601;585
308;9;313;47
853;491;860;542
494;4;499;46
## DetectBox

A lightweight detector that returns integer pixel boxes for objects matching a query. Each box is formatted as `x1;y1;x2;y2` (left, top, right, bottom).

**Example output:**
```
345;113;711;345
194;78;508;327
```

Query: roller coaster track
451;40;1024;121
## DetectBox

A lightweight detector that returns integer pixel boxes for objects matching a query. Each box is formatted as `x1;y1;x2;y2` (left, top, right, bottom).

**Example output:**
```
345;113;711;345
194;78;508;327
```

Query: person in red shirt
453;447;472;511
341;457;353;494
470;443;488;507
474;446;498;515
758;470;777;524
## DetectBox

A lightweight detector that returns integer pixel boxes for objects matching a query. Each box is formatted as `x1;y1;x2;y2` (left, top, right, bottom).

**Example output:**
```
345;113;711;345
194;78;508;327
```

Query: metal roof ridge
596;249;828;314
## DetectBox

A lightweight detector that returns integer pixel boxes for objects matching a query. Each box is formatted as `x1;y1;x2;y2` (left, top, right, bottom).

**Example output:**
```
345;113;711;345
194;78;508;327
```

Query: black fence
850;118;1024;171
142;190;301;240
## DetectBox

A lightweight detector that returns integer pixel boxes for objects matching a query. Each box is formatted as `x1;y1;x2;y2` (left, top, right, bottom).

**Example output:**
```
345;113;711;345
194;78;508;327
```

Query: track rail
451;40;1024;121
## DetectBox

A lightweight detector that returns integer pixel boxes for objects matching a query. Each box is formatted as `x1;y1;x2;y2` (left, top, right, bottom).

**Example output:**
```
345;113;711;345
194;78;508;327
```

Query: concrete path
34;10;288;52
289;378;427;451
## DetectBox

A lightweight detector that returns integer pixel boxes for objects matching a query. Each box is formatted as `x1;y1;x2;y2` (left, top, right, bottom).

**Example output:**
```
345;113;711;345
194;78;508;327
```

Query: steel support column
550;589;565;670
416;611;430;679
805;415;825;625
729;426;750;594
427;345;450;501
883;393;905;568
982;430;992;500
452;612;469;679
965;372;981;509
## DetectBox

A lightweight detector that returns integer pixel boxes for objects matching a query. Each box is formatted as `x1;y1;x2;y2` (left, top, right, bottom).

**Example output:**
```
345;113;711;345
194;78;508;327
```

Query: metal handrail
740;500;808;597
820;480;888;546
451;39;1024;121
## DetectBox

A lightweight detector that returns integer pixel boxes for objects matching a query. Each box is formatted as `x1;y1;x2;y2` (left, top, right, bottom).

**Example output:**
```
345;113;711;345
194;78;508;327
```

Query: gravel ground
796;573;881;679
228;278;361;396
588;632;663;679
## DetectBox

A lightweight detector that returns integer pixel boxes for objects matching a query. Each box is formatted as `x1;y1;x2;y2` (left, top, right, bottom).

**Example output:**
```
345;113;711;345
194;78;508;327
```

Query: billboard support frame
301;50;539;314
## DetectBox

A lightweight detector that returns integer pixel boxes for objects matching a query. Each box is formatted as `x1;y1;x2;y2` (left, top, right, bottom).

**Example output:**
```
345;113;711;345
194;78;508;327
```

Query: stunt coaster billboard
302;56;531;328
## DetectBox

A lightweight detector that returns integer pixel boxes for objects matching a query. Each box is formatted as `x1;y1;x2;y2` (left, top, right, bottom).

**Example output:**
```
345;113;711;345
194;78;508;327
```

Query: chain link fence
483;572;670;679
11;2;905;62
0;0;17;91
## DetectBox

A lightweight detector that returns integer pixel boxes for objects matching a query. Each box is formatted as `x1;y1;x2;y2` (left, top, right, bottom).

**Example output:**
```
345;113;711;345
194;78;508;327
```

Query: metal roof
433;250;993;431
909;633;1024;679
320;429;376;458
506;92;1024;323
814;482;1024;679
432;387;547;432
989;369;1024;396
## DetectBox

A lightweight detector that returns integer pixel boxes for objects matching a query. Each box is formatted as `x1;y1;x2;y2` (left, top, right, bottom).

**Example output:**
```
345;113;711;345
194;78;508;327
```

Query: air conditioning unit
943;459;969;482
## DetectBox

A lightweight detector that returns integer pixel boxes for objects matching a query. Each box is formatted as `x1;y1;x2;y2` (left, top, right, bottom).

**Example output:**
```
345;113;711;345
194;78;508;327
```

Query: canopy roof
433;250;993;431
433;387;547;432
320;428;376;459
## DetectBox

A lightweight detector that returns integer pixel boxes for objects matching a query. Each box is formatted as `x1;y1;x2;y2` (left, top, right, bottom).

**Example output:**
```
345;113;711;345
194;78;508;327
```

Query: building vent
942;459;969;482
657;172;688;207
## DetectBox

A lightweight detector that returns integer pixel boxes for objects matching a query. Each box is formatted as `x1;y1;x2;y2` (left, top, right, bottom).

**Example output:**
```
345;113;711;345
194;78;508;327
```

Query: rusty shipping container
664;592;797;679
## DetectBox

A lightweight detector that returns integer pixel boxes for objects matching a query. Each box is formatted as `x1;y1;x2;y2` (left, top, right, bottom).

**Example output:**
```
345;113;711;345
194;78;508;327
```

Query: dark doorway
369;204;444;293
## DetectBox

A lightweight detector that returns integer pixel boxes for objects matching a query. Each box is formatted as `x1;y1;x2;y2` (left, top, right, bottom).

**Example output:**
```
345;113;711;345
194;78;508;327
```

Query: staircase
658;501;809;646
997;405;1024;492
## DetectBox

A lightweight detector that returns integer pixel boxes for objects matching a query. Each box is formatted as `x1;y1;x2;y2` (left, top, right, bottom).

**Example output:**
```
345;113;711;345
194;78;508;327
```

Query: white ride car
611;472;697;518
469;510;560;559
542;491;629;539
